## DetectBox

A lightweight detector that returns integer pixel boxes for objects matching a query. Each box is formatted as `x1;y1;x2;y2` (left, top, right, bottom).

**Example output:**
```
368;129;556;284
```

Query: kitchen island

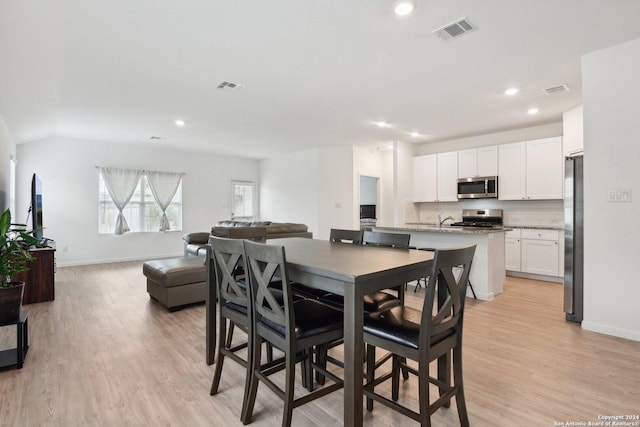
374;224;505;301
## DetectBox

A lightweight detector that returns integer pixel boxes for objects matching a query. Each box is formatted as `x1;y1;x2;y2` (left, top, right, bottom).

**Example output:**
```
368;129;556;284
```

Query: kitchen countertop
377;223;506;234
503;224;563;231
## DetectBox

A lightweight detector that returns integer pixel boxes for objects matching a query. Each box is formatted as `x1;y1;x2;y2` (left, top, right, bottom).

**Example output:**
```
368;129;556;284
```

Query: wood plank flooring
1;261;639;426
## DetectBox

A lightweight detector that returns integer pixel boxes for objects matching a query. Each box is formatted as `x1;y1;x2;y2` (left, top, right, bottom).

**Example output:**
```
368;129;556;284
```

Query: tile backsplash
405;199;564;227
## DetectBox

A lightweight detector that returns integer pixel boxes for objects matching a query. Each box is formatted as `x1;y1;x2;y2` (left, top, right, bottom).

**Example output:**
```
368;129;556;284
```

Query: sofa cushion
266;223;308;234
182;232;210;244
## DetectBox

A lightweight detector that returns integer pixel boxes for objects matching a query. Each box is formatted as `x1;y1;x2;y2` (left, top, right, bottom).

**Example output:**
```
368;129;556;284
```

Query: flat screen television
31;173;43;239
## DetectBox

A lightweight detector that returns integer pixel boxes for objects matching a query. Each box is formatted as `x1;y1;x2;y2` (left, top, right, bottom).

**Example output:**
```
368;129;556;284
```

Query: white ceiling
2;0;640;159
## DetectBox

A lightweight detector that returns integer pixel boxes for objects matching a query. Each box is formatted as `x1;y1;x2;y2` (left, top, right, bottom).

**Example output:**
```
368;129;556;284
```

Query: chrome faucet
437;212;455;228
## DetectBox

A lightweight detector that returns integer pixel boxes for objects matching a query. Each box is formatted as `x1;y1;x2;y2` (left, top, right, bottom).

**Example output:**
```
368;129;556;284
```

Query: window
99;174;182;234
231;181;257;221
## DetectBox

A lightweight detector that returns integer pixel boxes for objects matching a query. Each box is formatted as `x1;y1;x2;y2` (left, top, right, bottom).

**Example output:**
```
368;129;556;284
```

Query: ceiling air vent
543;85;570;95
217;81;243;92
433;18;476;41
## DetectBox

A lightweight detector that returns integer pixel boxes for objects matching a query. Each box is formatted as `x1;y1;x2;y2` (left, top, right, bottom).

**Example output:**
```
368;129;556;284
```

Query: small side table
0;309;29;369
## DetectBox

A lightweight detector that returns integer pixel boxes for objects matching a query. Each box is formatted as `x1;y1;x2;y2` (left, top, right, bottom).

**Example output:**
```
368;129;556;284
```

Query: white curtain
146;171;183;232
99;167;143;235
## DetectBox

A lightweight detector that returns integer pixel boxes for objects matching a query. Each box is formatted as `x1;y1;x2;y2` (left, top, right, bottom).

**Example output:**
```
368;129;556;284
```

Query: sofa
182;220;313;257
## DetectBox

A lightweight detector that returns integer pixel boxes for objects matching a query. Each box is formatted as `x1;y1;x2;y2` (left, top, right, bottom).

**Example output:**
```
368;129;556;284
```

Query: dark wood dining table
206;237;434;427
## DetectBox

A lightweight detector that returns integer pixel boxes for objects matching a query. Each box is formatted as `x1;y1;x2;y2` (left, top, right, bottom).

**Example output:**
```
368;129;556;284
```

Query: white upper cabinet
477;146;498;176
437;151;459;201
412;152;458;202
458;146;498;178
458;149;478;178
498;137;563;200
498;142;526;200
525;137;563;199
412;154;437;202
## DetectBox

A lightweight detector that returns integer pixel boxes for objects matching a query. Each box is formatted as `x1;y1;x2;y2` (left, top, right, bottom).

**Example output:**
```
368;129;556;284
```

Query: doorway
359;175;379;230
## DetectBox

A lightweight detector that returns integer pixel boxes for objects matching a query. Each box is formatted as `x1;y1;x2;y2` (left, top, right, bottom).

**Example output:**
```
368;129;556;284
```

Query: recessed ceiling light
527;108;539;115
410;132;421;138
505;87;519;96
375;121;390;128
174;119;186;127
394;1;416;16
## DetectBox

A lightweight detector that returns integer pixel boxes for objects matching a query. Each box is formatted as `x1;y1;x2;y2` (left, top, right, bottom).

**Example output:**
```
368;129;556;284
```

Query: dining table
206;237;434;427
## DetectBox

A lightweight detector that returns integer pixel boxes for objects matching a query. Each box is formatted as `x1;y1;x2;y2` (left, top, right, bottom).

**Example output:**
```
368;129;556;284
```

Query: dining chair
363;244;476;426
208;237;254;404
241;240;345;427
329;228;364;244
320;229;407;313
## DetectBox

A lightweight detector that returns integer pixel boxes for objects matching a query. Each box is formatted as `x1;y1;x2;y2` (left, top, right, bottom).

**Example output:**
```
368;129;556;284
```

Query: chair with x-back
208;237;253;409
363;244;476;426
241;240;345;427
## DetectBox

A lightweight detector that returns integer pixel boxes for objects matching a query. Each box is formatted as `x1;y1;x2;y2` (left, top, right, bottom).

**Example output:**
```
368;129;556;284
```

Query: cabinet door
525;137;563;199
505;238;521;271
521;238;560;276
412;155;437;202
498;142;526;200
477;145;498;176
437;151;458;202
458;149;477;178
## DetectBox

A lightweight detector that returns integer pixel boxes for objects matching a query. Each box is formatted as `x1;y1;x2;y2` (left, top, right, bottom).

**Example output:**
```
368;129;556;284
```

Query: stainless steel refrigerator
564;154;584;322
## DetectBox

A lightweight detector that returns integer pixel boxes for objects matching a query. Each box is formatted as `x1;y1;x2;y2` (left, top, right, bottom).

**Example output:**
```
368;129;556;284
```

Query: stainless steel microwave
457;176;498;199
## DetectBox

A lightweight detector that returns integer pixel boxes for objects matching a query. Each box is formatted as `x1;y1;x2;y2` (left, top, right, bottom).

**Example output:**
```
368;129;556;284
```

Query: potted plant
0;209;40;324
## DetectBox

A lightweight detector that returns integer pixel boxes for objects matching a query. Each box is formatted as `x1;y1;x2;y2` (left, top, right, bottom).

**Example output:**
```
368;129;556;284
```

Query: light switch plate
607;188;632;202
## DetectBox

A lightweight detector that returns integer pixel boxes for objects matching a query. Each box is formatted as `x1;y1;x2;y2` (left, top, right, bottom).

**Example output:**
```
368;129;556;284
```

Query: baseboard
506;271;563;284
57;253;184;268
581;321;640;342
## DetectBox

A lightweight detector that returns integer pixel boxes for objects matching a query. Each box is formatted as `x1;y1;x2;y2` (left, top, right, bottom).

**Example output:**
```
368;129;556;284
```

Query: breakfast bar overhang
374;224;506;301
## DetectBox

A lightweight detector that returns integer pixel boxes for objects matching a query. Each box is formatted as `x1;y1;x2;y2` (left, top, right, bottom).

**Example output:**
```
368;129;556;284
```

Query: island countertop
376;223;507;234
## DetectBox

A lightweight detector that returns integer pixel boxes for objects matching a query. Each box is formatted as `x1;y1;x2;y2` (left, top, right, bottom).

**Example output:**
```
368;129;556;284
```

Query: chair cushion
320;291;400;313
260;299;343;340
364;305;455;350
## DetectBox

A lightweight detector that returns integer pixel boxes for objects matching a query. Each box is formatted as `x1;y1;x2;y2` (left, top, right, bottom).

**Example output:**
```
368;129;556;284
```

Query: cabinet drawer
505;228;521;239
521;229;559;241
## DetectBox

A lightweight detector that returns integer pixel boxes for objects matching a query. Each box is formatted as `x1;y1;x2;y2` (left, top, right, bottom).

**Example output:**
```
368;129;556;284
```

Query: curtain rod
95;166;185;175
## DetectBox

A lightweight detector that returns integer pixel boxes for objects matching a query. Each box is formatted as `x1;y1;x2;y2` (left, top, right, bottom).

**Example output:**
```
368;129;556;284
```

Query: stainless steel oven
457;176;498;199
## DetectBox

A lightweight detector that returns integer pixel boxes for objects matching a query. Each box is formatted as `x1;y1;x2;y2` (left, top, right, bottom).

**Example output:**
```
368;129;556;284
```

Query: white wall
581;37;640;341
416;122;563;155
318;146;354;239
0;114;16;211
16;136;260;266
260;146;355;241
260;148;321;236
563;105;584;156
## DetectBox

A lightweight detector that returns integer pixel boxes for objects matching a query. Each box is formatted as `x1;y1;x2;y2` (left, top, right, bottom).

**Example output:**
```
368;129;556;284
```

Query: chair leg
226;322;235;348
283;351;296;427
210;319;227;395
391;355;401;401
438;352;452;408
418;359;432;427
365;344;375;411
468;279;477;299
315;344;327;386
304;348;314;392
241;335;262;425
453;345;470;427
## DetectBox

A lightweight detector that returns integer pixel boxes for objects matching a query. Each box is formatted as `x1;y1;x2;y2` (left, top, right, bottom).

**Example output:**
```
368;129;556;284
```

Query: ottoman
143;257;208;311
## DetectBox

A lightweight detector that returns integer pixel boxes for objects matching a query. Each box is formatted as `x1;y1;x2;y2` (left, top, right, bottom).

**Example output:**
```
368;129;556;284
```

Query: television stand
14;247;56;304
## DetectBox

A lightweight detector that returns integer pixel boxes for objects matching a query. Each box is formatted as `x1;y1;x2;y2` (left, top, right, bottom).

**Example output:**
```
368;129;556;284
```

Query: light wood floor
1;261;639;427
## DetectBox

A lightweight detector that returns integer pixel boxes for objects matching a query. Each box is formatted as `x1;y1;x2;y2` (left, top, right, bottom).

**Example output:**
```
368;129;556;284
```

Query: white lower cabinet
506;228;563;278
505;229;521;271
